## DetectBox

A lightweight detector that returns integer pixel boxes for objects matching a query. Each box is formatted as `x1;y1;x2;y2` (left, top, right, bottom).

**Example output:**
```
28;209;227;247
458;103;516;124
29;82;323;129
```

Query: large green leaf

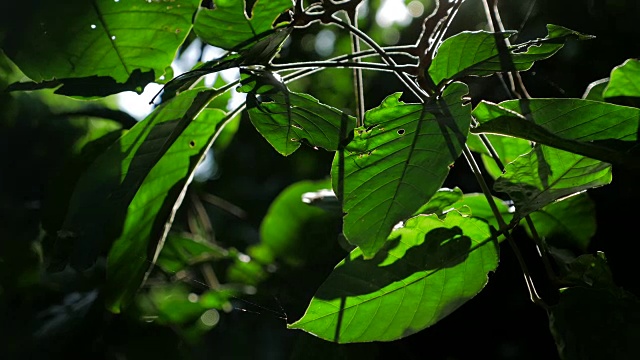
58;88;232;312
493;145;611;220
471;99;640;169
194;0;292;51
105;106;230;312
334;82;471;258
2;0;199;96
244;75;356;156
289;211;499;343
429;24;592;88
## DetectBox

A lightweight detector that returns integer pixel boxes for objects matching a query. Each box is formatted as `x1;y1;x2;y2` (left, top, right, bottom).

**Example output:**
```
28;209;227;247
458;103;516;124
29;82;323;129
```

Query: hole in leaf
189;140;196;148
397;129;405;135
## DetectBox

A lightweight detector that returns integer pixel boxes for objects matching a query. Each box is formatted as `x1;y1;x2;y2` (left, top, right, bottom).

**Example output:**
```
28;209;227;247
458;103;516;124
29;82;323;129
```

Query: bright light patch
376;0;411;28
315;29;336;57
200;309;220;327
407;1;425;17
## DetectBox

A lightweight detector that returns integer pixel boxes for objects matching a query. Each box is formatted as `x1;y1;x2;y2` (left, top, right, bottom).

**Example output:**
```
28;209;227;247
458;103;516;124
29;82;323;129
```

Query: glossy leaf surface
289;211;499;343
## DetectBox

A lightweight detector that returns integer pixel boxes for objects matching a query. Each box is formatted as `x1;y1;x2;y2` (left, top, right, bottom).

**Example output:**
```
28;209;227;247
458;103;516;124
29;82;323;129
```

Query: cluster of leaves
2;0;640;359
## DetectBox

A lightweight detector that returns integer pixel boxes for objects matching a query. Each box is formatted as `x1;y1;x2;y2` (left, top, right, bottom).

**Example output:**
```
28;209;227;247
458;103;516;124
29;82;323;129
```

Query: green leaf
429;24;592;88
603;59;640;99
413;187;464;216
582;78;609;101
334;82;471;258
105;105;230;313
471;99;640;169
452;193;513;235
244;72;356;156
289;211;499;343
257;180;342;267
523;193;596;252
2;0;199;96
61;89;220;270
493;145;611;220
194;0;292;51
466;133;532;180
156;233;229;274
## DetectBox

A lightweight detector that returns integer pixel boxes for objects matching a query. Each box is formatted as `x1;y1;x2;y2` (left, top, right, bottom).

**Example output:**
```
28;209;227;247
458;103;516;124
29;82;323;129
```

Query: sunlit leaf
471;99;640;169
429;24;592;88
289;211;499;343
2;0;199;96
493;145;611;220
194;0;292;51
413;187;463;216
105;105;231;313
452;193;512;236
603;59;640;99
334;82;470;258
466;133;532;180
244;72;356;156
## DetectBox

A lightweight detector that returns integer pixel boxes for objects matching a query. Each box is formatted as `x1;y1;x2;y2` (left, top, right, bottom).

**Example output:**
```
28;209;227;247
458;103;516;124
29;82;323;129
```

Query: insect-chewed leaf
429;24;592;88
334;82;471;258
289;211;499;343
194;0;292;51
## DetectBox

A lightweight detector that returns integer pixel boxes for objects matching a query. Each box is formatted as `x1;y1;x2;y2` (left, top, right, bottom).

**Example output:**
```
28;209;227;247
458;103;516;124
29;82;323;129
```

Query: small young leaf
289;211;499;343
334;82;471;258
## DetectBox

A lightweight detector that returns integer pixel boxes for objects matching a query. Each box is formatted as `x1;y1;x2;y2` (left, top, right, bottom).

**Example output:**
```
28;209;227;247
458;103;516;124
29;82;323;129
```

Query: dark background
1;0;639;359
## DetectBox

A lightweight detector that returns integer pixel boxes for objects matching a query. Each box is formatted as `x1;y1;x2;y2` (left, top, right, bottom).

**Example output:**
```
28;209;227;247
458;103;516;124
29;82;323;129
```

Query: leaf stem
329;15;429;100
462;145;547;308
